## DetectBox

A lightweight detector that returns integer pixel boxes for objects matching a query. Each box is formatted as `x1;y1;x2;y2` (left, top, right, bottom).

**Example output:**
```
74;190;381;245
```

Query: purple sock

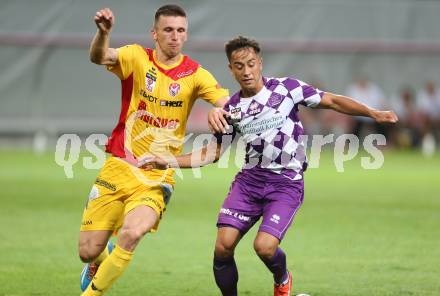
213;255;238;296
260;248;288;285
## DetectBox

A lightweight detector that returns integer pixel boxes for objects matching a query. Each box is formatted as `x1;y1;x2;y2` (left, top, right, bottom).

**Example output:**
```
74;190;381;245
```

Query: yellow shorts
80;156;174;233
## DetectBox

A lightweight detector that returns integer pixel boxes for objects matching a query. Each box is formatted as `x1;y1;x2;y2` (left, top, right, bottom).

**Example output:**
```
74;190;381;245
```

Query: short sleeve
284;78;324;108
194;67;229;105
106;44;137;80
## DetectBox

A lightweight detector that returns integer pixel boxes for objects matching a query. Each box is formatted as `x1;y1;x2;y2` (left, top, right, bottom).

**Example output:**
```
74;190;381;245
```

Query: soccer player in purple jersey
142;36;398;296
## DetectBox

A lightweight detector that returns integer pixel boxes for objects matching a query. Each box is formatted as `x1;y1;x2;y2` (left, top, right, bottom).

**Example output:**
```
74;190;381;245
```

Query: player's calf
213;255;239;296
254;233;289;289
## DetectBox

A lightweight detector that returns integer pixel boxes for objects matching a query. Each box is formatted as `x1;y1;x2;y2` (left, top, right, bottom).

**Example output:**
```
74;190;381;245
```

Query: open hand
94;8;114;33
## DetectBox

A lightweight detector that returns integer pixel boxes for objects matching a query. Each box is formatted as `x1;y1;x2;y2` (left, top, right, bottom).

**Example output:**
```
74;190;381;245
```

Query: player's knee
119;227;147;245
253;240;277;260
78;246;98;263
214;240;235;258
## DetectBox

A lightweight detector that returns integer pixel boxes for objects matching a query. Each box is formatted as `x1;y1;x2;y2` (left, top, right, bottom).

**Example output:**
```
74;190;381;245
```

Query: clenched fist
94;8;114;34
371;110;399;124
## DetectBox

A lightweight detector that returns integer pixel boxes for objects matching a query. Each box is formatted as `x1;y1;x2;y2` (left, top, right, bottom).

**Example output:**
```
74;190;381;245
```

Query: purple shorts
217;167;304;241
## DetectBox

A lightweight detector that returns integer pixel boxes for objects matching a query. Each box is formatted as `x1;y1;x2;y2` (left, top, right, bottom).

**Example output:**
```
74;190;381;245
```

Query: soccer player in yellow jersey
78;5;229;295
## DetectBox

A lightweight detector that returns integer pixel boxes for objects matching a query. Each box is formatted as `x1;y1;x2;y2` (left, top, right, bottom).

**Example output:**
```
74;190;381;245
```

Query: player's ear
150;27;157;41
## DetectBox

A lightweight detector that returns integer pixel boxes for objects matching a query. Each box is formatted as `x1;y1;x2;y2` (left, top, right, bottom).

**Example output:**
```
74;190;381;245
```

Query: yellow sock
82;245;133;296
94;246;110;265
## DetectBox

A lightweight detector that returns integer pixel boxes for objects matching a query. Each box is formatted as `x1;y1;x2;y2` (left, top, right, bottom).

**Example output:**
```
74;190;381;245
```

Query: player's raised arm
89;8;118;65
139;139;224;170
318;92;399;124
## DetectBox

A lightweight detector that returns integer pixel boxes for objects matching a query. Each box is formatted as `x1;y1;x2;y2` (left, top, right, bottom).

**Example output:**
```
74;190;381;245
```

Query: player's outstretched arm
139;140;223;170
89;8;118;65
318;92;398;124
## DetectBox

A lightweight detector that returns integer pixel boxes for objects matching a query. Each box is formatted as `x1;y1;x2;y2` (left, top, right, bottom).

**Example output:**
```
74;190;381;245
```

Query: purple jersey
218;77;323;180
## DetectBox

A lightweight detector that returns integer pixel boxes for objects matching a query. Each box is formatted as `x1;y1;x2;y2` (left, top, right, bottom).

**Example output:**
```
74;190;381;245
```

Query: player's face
152;15;188;58
229;47;263;97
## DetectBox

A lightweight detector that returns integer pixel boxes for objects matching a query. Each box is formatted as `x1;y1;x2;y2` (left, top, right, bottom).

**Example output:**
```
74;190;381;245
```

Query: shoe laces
87;263;99;280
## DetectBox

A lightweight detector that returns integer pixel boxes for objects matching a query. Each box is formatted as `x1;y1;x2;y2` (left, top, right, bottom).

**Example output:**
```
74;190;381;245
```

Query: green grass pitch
0;150;439;295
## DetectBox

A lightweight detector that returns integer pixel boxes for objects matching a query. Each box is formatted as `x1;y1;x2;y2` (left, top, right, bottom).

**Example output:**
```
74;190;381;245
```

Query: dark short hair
225;36;261;61
154;4;186;25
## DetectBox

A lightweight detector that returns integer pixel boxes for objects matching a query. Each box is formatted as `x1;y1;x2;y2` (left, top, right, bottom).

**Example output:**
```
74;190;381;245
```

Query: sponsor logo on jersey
141;197;162;210
148;67;157;76
270;214;281;224
169;83;181;97
140;197;164;218
268;93;283;107
145;68;157;92
160;100;183;107
82;220;93;226
176;70;195;79
230;107;242;121
145;74;156;92
95;178;117;191
220;208;250;222
249;101;261;115
137;101;180;129
139;90;158;103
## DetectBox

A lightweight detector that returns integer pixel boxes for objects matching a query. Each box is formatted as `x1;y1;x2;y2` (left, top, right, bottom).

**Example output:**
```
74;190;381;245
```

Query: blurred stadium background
1;0;440;147
0;0;439;295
